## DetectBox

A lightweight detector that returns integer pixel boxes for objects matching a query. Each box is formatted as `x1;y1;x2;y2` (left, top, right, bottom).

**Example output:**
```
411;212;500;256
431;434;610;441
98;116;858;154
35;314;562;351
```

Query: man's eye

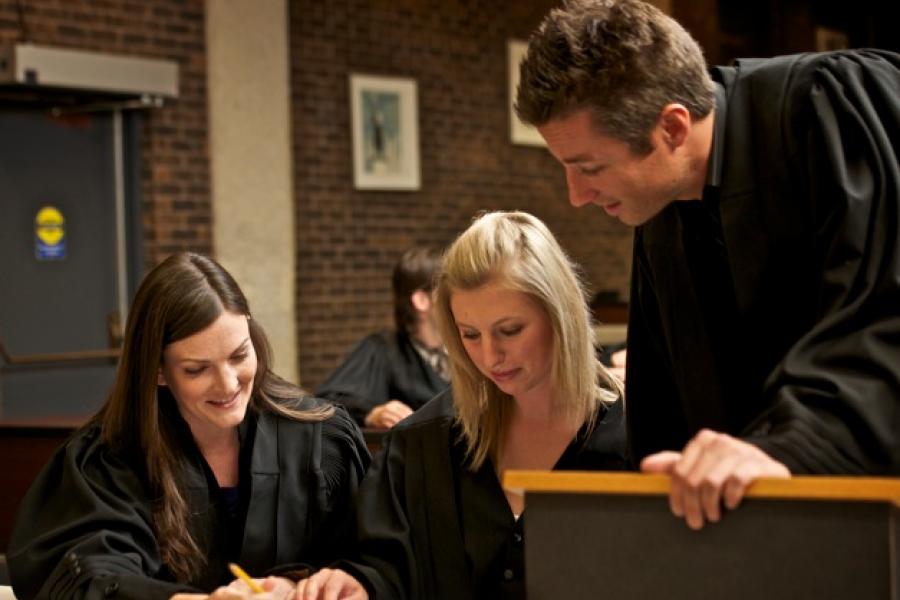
579;165;602;175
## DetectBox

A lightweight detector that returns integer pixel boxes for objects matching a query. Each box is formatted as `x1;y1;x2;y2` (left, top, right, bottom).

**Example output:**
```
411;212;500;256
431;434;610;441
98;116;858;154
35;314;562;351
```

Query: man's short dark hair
516;0;715;154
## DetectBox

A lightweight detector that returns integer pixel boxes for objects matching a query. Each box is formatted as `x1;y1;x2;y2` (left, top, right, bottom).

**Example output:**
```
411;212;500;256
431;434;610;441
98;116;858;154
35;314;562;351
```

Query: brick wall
0;0;211;266
290;1;634;387
0;1;635;389
3;1;893;391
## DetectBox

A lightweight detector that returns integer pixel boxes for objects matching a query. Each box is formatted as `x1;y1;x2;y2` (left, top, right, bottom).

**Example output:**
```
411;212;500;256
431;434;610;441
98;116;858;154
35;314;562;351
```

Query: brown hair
515;0;714;154
392;246;442;335
98;252;331;582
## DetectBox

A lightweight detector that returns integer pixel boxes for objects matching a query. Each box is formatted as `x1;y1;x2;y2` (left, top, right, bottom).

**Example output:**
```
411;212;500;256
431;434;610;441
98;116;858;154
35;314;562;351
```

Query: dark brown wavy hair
98;252;332;582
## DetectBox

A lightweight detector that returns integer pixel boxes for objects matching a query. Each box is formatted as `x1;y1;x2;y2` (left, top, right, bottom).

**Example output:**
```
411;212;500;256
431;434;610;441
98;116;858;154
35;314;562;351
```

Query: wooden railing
0;339;119;366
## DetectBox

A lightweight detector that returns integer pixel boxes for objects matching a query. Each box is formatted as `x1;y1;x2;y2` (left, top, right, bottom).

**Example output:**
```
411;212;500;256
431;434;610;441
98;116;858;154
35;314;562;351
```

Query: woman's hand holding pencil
228;564;266;594
170;564;296;600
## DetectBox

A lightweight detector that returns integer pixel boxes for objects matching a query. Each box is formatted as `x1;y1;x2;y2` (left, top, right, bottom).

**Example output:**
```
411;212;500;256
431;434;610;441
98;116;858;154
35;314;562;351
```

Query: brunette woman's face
158;311;257;442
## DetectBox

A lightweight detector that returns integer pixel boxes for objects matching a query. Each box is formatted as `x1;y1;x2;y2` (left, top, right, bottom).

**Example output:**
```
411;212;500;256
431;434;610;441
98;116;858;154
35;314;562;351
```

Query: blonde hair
434;211;620;470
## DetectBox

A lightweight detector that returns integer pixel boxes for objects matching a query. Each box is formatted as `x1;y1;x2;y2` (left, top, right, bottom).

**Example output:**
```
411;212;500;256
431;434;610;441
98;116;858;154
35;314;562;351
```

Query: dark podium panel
0;418;84;551
505;471;900;600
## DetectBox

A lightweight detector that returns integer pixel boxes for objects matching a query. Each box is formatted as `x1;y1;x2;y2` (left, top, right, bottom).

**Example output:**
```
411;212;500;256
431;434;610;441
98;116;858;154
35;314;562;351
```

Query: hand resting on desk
296;568;367;600
364;400;413;429
170;571;368;600
640;429;790;530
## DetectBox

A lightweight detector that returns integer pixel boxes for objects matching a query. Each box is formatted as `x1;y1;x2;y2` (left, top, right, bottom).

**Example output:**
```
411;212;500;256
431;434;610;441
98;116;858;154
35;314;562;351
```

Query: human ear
656;103;691;150
157;368;167;387
410;289;432;312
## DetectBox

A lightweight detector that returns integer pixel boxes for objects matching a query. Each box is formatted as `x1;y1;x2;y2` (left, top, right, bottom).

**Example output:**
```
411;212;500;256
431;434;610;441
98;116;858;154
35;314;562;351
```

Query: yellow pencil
228;562;265;594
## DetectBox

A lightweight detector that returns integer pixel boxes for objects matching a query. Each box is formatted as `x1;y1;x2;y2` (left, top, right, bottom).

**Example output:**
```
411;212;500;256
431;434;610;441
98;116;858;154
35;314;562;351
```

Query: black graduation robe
316;331;449;426
341;389;627;600
8;402;370;600
627;49;900;473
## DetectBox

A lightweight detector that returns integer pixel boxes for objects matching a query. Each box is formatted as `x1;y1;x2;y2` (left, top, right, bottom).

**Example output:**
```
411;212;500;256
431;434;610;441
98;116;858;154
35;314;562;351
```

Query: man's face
538;109;683;226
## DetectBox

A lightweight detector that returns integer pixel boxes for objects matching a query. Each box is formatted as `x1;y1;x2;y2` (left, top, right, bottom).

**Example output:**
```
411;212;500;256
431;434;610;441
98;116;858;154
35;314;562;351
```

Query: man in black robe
317;247;449;429
516;0;900;529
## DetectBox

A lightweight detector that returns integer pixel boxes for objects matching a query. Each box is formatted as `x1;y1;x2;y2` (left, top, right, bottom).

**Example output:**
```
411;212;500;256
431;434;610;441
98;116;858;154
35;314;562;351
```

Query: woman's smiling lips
208;390;240;408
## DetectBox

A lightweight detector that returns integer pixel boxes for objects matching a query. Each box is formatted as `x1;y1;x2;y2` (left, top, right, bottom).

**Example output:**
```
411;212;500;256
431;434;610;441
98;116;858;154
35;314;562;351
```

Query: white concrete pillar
206;0;299;383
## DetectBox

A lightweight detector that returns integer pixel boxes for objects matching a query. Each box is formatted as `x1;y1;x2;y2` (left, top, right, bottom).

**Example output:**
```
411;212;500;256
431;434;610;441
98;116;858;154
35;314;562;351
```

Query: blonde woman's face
158;311;257;444
450;280;555;402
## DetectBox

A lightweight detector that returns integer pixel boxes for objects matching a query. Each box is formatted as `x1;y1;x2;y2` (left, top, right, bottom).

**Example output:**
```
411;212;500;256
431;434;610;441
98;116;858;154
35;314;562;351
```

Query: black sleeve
625;235;692;463
747;50;900;473
335;403;474;600
309;407;372;566
7;429;197;600
263;406;372;581
316;334;392;426
334;430;416;600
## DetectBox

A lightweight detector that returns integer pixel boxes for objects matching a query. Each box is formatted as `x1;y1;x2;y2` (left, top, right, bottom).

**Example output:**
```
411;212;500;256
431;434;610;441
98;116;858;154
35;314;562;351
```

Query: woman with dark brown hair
8;252;369;599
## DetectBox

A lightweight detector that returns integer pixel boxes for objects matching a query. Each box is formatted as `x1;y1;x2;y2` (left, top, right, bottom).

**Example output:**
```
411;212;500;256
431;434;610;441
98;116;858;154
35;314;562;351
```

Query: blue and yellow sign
35;205;67;260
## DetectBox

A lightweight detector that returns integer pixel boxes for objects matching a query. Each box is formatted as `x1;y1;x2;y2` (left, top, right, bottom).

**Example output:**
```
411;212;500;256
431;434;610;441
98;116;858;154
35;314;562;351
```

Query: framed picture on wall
349;74;421;190
508;39;545;147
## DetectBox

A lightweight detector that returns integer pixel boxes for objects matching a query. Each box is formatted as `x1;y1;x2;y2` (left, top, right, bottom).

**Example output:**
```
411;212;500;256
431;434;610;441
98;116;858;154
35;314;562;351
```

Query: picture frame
349;74;421;190
508;39;545;147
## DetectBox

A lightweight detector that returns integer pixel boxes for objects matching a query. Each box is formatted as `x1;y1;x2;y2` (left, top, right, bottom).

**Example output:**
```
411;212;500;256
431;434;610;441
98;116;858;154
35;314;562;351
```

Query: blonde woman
293;211;626;600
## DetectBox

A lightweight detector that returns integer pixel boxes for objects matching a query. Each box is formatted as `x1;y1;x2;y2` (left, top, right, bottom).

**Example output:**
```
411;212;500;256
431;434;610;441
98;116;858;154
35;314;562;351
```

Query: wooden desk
505;471;900;600
592;302;629;325
593;324;627;346
0;418;85;552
